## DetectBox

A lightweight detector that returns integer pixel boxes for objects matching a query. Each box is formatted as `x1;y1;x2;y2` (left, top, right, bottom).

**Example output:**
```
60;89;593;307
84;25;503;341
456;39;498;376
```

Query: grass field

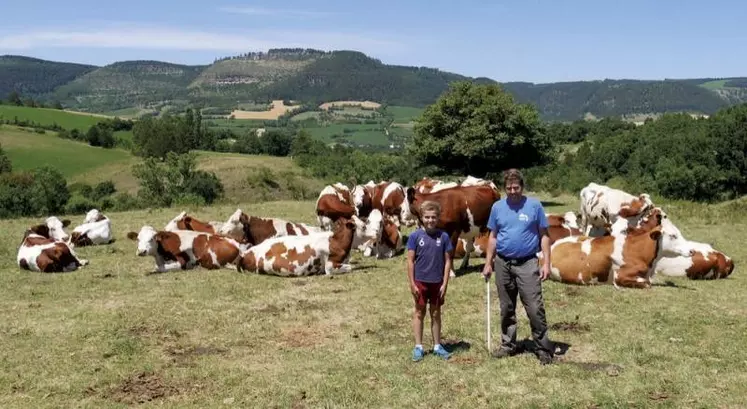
699;80;728;90
0;125;324;202
0;126;133;178
386;105;424;123
0;193;744;408
0;105;107;131
300;123;390;146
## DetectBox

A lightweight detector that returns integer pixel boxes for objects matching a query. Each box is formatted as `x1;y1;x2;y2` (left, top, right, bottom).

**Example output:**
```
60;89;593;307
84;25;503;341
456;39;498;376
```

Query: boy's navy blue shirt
407;228;453;283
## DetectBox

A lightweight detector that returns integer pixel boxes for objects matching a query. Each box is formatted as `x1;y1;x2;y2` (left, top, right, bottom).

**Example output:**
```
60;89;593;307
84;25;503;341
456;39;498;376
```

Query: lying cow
542;214;694;289
70;209;113;246
27;216;72;242
357;209;402;259
127;226;242;273
165;211;224;234
579;183;654;236
654;241;735;280
236;217;358;277
17;222;89;272
218;209;324;246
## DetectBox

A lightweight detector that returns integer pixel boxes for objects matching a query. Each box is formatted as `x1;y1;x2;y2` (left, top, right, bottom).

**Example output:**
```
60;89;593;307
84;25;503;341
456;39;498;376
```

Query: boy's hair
420;200;441;216
503;168;525;188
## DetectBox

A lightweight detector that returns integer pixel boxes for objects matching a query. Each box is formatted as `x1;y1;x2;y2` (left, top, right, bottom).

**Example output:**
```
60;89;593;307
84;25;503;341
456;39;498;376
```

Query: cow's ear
61;219;71;227
649;229;662;241
126;232;138;241
346;220;356;229
656;212;663;224
239;213;248;224
406;187;415;203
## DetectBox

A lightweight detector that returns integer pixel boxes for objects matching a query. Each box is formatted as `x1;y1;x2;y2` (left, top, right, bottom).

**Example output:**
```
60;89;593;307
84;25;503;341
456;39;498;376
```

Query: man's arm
482;230;498;280
537;204;551;281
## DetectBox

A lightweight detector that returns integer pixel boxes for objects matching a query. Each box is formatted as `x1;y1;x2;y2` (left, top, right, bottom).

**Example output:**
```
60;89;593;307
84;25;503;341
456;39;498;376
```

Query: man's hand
410;282;420;299
482;262;493;281
540;262;551;281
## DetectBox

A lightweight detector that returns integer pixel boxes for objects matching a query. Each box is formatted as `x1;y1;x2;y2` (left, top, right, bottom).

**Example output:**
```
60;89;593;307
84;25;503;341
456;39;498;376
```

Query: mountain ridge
2;50;746;121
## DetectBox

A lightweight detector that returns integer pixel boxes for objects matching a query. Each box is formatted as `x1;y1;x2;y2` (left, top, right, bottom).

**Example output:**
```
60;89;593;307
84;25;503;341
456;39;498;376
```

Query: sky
1;0;745;83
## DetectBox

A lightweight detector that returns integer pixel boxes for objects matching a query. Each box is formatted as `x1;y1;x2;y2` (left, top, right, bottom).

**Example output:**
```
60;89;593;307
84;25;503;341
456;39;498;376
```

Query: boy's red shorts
414;280;444;307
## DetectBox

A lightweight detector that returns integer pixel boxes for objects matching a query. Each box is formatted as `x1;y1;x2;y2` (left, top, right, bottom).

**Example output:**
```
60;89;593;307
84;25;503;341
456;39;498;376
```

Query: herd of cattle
16;177;735;289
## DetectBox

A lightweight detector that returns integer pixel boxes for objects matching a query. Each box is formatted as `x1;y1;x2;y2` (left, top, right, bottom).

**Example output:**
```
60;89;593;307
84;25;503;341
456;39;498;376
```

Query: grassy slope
0;193;745;408
0;125;324;203
0;105;107;131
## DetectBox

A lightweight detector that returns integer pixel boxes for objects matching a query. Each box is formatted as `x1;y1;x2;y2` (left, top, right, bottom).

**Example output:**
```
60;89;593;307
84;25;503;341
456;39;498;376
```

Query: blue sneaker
412;346;424;362
433;344;451;360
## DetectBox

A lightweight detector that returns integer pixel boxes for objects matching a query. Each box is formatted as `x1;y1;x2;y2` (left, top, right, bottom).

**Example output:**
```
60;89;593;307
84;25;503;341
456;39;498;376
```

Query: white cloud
0;25;404;55
218;6;339;18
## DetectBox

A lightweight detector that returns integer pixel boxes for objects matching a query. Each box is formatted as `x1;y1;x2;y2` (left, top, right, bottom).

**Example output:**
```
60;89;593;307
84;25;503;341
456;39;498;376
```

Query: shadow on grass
652;280;696;291
541;200;567;207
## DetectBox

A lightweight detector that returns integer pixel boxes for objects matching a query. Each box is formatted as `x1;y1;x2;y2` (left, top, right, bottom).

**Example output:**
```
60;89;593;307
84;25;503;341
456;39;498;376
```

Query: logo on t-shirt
436;237;441;246
519;213;529;222
418;238;425;247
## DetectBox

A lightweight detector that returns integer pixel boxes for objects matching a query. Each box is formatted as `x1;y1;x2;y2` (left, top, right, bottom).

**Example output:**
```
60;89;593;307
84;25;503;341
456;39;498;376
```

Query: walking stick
485;277;492;354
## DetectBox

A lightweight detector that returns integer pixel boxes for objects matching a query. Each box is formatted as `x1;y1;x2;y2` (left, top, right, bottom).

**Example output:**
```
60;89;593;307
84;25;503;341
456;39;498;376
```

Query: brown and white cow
317;184;358;229
165;211;224;234
236;217;358;277
454;230;490;258
127;226;242;272
358;209;402;259
406;184;500;276
70;209;114;246
27;216;72;242
654;241;735;280
579;182;654;237
461;175;499;193
358;180;416;227
542;215;694;289
351;182;375;218
17;223;89;272
218;209;323;247
414;177;459;194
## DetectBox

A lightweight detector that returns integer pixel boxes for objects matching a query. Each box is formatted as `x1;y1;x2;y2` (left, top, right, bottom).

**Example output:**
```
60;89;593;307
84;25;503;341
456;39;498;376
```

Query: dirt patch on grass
129;324;183;344
105;371;179;405
229;100;300;120
165;344;229;366
550;316;591;333
257;303;286;315
564;287;584;297
279;325;332;348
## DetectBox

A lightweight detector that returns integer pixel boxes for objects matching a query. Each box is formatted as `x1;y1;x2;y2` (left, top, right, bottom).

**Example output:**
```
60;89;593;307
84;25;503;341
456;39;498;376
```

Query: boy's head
420;201;441;232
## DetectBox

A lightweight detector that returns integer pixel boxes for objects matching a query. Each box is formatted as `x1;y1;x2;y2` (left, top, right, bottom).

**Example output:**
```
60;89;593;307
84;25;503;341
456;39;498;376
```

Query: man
481;168;554;365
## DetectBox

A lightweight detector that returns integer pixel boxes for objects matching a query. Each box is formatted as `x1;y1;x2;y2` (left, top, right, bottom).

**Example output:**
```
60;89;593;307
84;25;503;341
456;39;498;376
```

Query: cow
126;226;242;273
414;177;459;194
454;230;490;259
28;216;72;242
70;209;113;246
461;175;499;192
579;183;654;237
370;181;416;227
236;217;358;277
542;214;694;289
165;211;224;234
218;209;323;246
357;209;402;259
547;211;580;229
17;224;89;272
406;184;501;276
316;185;358;230
654;241;735;280
351;182;375;218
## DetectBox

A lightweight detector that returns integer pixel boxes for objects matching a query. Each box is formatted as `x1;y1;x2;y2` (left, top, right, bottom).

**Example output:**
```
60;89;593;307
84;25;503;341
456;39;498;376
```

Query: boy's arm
407;249;418;296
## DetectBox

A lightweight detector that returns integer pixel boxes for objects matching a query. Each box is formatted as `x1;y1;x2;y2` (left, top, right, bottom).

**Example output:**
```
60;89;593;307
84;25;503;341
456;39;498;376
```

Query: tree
408;81;554;176
0;143;12;174
30;166;70;215
708;103;747;197
7;91;22;106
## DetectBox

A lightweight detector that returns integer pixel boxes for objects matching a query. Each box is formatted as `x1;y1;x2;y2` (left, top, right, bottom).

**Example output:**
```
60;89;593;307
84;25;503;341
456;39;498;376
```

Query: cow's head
217;209;245;240
562;211;580;229
355;209;383;252
164;211;188;231
657;218;694;258
127;225;159;257
33;217;71;242
84;209;106;224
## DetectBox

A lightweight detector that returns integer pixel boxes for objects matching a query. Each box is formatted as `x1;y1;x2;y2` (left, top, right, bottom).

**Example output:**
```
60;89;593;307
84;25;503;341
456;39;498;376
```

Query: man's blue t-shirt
487;196;548;259
407;228;454;283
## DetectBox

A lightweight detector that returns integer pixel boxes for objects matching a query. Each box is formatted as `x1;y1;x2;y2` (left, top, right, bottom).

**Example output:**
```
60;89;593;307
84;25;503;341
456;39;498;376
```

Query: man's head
503;168;525;202
420;201;441;233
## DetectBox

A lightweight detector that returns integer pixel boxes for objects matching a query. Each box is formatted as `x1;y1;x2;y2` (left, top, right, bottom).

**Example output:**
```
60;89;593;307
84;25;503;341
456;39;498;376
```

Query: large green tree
408;81;553;176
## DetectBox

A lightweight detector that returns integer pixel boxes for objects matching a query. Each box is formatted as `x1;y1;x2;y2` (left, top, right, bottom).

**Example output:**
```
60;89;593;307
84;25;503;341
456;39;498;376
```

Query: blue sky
1;0;745;83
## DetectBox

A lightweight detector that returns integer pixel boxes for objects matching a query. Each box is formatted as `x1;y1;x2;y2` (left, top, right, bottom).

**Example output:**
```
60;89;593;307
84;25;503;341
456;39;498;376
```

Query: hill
0;55;96;99
0;124;325;203
3;49;747;121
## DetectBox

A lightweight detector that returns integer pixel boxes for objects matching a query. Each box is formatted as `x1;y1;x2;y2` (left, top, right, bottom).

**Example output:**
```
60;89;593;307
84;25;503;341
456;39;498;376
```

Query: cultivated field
228;100;300;120
319;101;381;110
0;105;106;132
1;193;745;408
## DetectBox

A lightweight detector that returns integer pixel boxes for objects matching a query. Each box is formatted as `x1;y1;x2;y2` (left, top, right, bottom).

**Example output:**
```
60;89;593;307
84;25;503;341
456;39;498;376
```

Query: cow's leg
614;266;651;289
448;230;461;277
68;246;89;267
460;236;475;271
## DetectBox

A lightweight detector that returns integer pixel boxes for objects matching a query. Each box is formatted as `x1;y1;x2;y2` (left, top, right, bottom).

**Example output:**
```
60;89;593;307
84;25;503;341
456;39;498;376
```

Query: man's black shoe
537;350;554;365
491;347;517;359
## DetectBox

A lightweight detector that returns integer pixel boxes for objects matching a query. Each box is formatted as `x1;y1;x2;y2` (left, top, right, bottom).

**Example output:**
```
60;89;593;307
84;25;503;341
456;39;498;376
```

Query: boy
406;200;453;362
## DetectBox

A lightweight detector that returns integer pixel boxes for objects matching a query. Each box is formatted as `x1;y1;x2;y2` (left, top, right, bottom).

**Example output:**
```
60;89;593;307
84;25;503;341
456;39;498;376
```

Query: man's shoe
433;344;451;360
491;347;516;359
537;349;554;365
412;346;425;362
